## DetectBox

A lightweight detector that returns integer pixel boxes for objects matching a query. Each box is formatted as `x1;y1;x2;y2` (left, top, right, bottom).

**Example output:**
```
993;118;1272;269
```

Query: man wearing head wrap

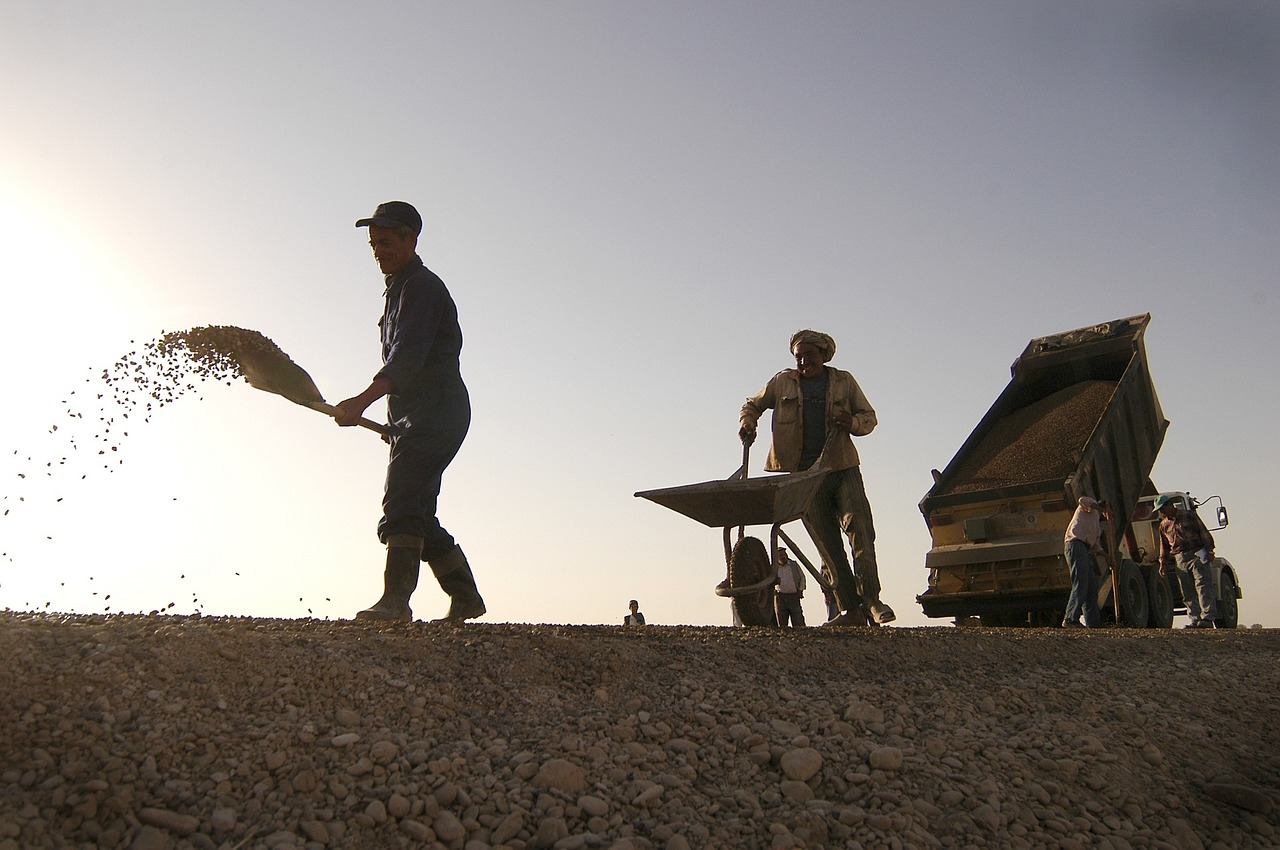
738;330;896;625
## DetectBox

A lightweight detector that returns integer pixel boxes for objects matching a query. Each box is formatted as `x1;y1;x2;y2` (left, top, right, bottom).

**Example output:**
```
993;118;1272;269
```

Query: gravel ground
1;613;1277;850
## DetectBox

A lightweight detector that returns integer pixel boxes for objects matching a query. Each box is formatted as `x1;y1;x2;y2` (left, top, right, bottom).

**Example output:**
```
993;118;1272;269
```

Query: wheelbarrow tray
635;467;829;528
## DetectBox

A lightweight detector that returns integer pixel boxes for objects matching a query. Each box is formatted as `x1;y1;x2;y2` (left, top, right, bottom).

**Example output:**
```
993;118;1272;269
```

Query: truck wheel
729;536;774;627
1117;561;1149;627
1146;566;1174;629
1215;571;1239;630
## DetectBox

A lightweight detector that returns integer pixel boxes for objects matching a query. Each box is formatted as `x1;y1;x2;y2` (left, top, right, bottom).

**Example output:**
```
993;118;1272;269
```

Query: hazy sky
2;1;1277;628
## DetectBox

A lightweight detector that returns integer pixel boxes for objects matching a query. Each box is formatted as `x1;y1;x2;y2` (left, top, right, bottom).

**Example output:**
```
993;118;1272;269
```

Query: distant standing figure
1062;496;1112;628
739;329;895;625
774;547;807;628
336;201;484;623
1154;494;1217;629
624;600;646;626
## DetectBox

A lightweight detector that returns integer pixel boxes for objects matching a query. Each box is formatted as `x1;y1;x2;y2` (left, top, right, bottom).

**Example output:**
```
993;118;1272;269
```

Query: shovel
238;347;392;437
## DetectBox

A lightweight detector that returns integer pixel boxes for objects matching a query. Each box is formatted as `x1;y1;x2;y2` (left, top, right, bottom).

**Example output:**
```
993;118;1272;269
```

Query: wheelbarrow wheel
729;536;774;627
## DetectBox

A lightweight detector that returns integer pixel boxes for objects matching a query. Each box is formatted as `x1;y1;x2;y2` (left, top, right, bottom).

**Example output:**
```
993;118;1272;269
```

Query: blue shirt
375;254;465;423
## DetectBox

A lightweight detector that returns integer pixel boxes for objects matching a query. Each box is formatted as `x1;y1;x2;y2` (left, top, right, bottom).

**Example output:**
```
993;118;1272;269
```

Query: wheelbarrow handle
306;401;393;437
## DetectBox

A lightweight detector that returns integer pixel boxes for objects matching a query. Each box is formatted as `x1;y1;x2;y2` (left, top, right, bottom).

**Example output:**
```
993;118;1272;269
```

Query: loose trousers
1174;551;1217;623
379;389;471;561
775;592;805;628
801;465;880;614
1063;539;1102;627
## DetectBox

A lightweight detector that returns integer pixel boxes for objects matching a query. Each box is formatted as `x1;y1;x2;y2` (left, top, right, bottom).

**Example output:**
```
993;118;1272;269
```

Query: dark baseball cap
355;201;422;234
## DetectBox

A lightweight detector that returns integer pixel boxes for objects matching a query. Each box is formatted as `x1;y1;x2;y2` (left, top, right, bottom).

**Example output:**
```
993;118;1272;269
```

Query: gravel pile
939;381;1116;495
1;613;1276;850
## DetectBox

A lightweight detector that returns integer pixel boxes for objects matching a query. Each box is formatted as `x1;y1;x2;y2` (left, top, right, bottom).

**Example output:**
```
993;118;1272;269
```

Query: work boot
356;537;422;621
869;601;896;625
427;545;486;622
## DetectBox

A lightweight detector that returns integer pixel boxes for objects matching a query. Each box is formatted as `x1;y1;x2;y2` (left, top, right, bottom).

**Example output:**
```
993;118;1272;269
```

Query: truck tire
1117;560;1149;628
728;536;774;627
1215;570;1239;630
1146;566;1174;629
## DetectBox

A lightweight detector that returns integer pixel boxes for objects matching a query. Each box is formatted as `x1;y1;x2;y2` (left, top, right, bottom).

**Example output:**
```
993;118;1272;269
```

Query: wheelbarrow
634;445;846;626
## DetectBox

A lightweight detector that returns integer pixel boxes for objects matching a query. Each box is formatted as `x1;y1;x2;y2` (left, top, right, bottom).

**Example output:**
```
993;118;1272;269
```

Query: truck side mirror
1217;505;1229;527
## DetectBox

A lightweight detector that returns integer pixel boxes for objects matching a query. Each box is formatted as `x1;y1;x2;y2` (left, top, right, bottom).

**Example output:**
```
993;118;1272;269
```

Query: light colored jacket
740;366;877;472
775;559;807;595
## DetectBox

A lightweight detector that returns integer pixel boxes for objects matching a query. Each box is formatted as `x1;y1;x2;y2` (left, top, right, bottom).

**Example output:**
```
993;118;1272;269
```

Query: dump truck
915;314;1242;628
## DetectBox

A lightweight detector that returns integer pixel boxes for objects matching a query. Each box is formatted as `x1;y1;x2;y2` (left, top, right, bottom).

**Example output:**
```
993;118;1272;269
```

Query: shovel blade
239;347;327;408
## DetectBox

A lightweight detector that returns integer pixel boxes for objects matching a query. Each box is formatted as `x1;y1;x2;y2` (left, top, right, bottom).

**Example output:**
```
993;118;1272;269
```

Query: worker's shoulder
824;365;864;387
400;264;452;299
405;262;446;286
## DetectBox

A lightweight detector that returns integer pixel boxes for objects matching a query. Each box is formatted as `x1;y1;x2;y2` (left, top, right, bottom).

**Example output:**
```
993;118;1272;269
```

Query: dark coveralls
376;254;471;561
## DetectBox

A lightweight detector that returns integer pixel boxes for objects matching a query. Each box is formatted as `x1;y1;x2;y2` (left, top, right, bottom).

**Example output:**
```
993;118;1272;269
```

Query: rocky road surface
1;613;1277;850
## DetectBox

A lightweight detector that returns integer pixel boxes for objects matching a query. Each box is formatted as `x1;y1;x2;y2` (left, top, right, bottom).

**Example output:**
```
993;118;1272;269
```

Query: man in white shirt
774;547;807;628
624;600;646;626
1062;496;1112;628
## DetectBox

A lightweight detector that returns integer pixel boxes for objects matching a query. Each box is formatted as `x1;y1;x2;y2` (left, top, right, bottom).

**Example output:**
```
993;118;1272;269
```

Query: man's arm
849;379;877;436
1157;521;1173;576
334;376;395;426
739;376;778;444
831;373;877;436
378;276;447;393
1193;512;1216;555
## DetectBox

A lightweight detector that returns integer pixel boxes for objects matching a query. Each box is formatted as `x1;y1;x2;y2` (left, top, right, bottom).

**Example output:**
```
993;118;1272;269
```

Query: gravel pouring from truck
915;314;1241;628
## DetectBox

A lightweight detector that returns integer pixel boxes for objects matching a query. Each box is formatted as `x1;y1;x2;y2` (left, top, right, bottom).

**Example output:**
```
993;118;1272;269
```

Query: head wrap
789;329;836;363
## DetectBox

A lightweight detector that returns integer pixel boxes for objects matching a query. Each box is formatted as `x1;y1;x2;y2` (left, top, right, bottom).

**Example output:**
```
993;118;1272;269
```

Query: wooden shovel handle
306;401;392;437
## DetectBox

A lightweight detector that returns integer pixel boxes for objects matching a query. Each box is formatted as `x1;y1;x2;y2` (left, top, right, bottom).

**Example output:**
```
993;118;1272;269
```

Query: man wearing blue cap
335;201;484;622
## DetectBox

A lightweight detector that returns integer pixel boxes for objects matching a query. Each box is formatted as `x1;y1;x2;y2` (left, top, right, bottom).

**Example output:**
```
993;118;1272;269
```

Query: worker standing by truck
1062;497;1112;628
1154;494;1217;629
739;329;895;626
